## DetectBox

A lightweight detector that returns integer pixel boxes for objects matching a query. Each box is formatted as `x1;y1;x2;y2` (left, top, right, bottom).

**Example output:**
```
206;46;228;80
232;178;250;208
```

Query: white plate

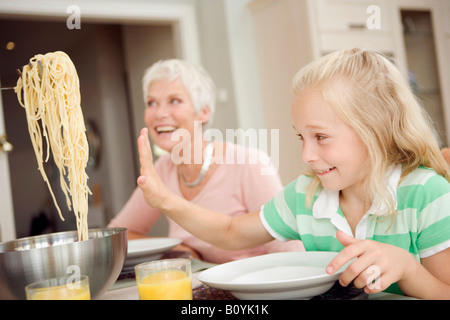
197;251;349;300
127;238;181;259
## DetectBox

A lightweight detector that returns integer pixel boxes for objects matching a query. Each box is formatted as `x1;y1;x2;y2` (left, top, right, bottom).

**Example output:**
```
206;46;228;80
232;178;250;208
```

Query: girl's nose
301;140;318;164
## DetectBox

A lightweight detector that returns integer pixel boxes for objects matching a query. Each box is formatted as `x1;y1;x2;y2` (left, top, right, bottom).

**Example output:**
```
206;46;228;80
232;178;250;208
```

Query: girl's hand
137;128;171;209
326;231;418;294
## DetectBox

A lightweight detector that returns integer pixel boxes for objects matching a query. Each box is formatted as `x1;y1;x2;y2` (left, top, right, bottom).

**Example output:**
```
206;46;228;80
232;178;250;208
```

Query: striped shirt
260;165;450;294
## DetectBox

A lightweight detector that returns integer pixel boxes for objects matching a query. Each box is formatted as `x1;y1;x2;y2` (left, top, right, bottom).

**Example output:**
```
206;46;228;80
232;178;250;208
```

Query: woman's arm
127;231;149;240
137;128;274;250
107;187;163;235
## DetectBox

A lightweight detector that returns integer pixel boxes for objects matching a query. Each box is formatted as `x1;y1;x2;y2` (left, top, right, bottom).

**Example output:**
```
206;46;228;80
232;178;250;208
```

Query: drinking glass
25;275;90;300
135;259;192;300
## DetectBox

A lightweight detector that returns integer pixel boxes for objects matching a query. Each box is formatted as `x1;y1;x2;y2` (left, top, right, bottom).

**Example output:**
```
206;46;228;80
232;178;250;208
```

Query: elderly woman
108;59;303;263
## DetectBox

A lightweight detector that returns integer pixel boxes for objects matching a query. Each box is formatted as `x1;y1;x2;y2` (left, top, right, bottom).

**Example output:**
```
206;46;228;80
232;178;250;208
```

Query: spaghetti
14;51;90;241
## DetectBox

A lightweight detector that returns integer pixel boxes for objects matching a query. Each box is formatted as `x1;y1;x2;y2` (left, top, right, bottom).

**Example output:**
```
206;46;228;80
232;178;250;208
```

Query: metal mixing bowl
0;227;127;300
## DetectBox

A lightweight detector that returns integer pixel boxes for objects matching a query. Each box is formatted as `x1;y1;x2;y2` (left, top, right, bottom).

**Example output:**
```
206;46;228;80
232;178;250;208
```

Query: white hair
142;59;216;124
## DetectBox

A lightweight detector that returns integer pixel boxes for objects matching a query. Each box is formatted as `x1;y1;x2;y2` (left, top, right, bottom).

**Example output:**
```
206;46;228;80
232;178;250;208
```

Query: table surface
97;255;416;301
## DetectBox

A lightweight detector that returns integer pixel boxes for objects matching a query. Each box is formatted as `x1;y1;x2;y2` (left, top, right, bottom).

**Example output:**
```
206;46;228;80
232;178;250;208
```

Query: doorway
401;10;447;147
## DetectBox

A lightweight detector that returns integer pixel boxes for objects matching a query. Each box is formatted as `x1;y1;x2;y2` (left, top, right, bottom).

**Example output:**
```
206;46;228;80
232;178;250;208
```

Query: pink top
108;143;304;263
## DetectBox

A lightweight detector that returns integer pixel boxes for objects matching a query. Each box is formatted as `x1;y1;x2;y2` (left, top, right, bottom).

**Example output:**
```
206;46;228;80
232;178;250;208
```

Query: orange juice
28;284;91;300
25;275;91;300
137;269;192;300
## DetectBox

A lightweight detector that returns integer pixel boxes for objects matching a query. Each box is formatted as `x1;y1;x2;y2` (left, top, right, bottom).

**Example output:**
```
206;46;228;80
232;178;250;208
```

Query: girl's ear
442;147;450;165
197;106;211;125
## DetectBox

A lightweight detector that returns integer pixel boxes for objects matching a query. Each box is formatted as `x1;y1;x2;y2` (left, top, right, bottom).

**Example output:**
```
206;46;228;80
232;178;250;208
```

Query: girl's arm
403;247;450;299
136;128;274;250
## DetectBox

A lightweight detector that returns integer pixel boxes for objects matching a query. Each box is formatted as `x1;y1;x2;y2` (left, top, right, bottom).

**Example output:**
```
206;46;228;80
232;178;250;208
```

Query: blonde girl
136;48;450;299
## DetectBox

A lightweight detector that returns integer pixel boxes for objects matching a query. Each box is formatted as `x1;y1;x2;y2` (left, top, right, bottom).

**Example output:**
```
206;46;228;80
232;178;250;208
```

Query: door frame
0;96;15;242
0;0;201;241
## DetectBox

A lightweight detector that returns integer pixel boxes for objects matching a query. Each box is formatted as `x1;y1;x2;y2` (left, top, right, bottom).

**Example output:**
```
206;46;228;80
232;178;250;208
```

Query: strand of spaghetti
15;51;91;241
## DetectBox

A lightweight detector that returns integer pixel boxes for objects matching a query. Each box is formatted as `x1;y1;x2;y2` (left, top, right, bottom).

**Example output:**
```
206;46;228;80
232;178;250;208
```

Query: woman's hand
137;128;274;252
137;128;172;210
172;243;202;260
326;231;418;294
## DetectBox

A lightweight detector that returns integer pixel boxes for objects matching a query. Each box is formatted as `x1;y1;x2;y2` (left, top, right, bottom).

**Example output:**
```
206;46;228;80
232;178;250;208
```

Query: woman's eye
171;98;181;104
296;134;303;141
146;100;156;107
317;135;327;141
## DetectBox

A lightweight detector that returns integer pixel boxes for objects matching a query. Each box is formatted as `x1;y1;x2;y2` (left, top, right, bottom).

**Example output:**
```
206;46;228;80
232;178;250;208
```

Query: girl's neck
339;187;372;235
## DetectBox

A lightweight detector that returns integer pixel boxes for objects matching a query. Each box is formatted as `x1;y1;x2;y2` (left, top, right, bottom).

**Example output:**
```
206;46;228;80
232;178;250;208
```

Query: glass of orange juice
25;275;91;300
135;259;192;300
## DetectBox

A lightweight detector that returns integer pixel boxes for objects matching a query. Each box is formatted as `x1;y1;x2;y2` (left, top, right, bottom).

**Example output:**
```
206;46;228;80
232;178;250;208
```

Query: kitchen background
0;0;449;241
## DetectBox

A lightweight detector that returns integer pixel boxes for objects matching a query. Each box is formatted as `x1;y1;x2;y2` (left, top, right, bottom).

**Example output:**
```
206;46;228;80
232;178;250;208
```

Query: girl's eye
317;135;326;141
146;100;156;107
171;98;181;104
296;133;304;141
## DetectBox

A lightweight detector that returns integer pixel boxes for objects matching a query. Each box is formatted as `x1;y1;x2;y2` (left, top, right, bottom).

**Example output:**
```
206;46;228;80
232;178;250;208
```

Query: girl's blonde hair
292;48;450;216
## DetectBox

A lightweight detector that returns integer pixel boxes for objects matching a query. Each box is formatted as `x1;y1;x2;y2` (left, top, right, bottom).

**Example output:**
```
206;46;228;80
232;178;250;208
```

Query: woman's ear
197;106;211;125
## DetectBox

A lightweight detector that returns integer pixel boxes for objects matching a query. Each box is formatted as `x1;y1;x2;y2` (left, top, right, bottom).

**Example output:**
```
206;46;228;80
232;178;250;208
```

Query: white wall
223;0;266;130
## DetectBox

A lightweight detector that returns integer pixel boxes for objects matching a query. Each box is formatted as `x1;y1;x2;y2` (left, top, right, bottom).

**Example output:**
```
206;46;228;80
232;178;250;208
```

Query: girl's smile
315;167;336;175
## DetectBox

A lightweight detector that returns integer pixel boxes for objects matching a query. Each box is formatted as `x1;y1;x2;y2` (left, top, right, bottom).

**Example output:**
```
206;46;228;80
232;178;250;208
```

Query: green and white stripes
262;166;450;259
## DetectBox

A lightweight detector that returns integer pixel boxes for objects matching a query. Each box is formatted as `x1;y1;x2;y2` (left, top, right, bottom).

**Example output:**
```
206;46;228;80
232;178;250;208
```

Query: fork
0;60;43;90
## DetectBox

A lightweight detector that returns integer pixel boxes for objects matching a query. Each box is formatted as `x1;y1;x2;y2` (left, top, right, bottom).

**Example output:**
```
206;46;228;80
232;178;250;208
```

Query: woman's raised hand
137;128;171;209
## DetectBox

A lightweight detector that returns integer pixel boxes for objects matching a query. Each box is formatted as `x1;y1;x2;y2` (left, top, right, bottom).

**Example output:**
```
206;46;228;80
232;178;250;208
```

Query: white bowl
198;251;348;300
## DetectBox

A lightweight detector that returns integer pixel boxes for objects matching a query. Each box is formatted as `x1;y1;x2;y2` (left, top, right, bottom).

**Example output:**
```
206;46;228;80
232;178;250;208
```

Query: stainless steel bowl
0;227;127;300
